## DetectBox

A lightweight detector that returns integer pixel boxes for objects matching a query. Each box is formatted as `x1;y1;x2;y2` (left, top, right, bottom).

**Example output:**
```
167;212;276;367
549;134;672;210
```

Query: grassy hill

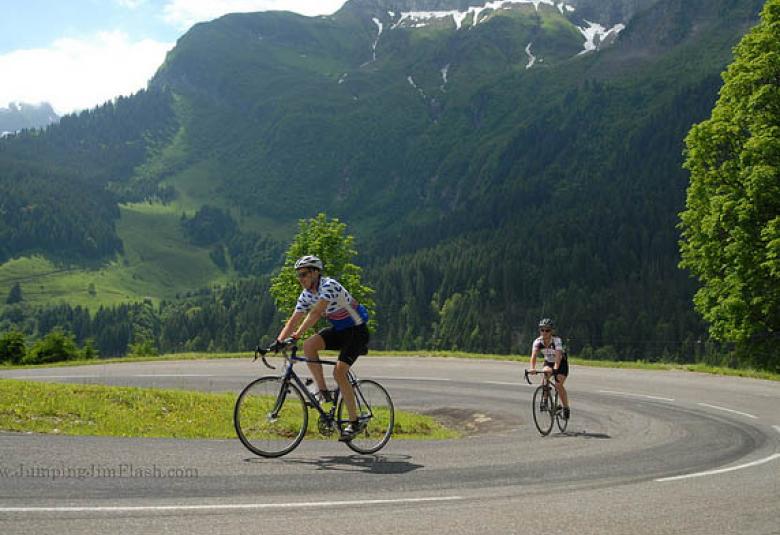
0;0;768;360
0;204;231;309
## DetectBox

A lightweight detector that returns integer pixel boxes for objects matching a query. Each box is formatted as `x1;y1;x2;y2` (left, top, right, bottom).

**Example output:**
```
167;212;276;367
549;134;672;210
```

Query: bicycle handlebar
524;368;558;384
254;337;297;369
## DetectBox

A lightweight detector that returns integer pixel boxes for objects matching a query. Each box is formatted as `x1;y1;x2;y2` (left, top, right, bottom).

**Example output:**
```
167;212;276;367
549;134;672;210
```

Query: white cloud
162;0;346;30
0;31;173;115
0;2;347;116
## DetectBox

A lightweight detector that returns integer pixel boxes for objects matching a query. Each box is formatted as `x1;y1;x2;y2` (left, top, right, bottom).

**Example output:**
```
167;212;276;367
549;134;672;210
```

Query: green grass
0;378;458;440
0;203;231;309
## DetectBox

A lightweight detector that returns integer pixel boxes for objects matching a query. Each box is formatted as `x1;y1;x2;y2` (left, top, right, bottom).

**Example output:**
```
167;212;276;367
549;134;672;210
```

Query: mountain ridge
0;102;59;134
0;0;767;357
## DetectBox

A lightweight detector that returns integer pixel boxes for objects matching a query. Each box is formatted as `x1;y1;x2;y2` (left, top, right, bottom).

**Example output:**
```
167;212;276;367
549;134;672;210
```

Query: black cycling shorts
543;358;569;377
318;323;369;365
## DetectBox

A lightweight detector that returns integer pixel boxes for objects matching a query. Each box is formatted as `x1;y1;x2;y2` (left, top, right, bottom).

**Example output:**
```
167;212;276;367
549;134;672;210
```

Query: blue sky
0;0;346;115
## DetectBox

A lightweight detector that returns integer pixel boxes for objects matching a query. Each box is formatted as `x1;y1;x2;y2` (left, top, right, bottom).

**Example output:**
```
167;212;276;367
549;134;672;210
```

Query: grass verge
0;379;458;440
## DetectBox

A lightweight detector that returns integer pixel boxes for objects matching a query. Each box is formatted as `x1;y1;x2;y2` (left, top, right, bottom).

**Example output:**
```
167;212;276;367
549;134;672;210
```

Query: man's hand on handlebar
271;337;297;352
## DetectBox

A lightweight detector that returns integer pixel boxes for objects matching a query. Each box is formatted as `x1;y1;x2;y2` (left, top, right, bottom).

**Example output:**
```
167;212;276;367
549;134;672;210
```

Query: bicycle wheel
531;384;555;436
555;390;569;433
337;379;394;454
234;376;308;457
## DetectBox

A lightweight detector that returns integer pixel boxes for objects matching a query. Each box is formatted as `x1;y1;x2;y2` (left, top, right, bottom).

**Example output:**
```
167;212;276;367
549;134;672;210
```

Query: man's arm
293;300;328;339
553;348;563;370
530;346;539;370
278;311;305;341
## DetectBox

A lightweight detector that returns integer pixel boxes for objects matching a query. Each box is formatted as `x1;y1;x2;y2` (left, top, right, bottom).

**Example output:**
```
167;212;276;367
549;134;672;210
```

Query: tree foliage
5;283;22;305
0;330;26;364
0;1;768;367
270;213;375;333
679;0;780;369
24;328;88;365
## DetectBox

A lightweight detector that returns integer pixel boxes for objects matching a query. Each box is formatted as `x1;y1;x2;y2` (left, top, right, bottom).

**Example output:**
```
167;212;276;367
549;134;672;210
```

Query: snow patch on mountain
407;76;427;99
525;42;536;69
440;64;450;90
577;20;626;54
392;0;574;30
372;17;383;61
386;0;625;56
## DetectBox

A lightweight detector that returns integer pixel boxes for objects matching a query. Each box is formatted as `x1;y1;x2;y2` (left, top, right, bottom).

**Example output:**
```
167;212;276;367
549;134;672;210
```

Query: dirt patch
422;407;521;436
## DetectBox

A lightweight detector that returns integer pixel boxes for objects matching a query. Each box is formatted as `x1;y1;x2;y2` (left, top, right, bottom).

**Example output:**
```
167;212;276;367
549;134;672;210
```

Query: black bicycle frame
287;357;340;418
257;340;358;422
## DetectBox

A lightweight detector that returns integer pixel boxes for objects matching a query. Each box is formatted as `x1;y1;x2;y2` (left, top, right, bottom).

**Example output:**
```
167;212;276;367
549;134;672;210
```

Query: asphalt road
0;357;778;534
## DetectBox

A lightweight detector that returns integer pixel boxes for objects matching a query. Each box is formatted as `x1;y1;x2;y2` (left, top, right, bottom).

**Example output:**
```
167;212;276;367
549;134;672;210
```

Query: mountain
0;0;766;358
0;102;59;135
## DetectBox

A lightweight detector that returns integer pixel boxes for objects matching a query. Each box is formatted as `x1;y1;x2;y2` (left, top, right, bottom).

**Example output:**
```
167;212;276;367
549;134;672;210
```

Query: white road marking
2;374;215;379
482;381;521;386
697;403;757;419
598;390;674;402
656;453;780;482
373;376;453;382
4;375;102;379
773;425;780;434
132;374;215;378
0;496;463;514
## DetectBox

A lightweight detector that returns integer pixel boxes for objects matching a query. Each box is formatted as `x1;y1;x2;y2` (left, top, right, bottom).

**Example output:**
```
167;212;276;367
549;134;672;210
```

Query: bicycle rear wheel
532;384;555;436
338;379;394;454
234;376;308;457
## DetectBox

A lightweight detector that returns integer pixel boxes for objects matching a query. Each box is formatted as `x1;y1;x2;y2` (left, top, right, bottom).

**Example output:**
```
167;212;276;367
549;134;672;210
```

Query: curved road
0;357;778;534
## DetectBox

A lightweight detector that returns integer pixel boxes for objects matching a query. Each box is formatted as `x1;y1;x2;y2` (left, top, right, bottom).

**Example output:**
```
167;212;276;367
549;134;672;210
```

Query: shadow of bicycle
551;431;611;439
244;454;423;474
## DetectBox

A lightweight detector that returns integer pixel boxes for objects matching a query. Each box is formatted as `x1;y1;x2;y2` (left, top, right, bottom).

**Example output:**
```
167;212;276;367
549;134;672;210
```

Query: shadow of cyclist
245;454;423;474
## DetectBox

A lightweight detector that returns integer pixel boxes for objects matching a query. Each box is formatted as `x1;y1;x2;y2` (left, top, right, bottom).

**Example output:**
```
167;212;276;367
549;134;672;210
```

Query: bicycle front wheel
555;391;569;433
338;379;394;454
234;376;308;457
531;384;555;436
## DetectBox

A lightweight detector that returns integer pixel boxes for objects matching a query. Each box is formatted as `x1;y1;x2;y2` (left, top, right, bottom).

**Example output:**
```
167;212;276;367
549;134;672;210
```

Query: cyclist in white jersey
277;255;370;441
529;318;570;419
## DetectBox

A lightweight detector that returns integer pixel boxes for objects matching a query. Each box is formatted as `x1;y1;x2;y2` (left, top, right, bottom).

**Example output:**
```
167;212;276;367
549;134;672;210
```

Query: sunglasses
539;328;551;332
296;270;310;279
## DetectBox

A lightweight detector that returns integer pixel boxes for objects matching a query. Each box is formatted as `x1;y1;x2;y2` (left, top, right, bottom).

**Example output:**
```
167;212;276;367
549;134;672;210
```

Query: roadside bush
128;338;158;357
82;338;99;360
24;329;81;365
0;330;27;364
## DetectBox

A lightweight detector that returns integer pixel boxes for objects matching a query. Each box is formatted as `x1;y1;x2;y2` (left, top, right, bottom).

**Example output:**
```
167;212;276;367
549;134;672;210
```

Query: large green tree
679;0;780;369
270;213;375;333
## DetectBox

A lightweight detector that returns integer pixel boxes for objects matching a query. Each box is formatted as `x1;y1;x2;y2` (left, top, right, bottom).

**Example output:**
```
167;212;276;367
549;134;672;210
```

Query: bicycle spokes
532;384;556;436
234;376;308;457
337;379;394;454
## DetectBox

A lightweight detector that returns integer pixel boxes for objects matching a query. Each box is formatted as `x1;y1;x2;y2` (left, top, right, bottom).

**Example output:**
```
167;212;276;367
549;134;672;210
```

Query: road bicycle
234;338;394;457
524;368;568;436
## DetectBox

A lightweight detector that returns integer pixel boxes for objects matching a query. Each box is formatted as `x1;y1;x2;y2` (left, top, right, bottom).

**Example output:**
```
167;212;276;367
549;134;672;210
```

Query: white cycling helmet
294;255;323;271
538;318;555;329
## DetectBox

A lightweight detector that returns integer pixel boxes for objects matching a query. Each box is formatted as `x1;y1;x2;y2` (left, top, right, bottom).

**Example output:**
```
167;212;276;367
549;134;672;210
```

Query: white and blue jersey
295;276;368;331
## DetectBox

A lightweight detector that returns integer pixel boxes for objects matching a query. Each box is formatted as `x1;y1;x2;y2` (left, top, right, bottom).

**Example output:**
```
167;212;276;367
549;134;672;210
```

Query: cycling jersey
295;276;368;331
532;336;564;363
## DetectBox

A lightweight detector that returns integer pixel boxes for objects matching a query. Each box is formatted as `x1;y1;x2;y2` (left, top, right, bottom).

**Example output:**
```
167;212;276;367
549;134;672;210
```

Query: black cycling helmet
538;318;555;329
294;255;323;271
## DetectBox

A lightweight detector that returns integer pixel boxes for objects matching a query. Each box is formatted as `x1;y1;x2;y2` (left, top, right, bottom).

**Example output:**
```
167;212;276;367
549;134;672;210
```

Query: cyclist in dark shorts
529;318;570;419
276;255;370;440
